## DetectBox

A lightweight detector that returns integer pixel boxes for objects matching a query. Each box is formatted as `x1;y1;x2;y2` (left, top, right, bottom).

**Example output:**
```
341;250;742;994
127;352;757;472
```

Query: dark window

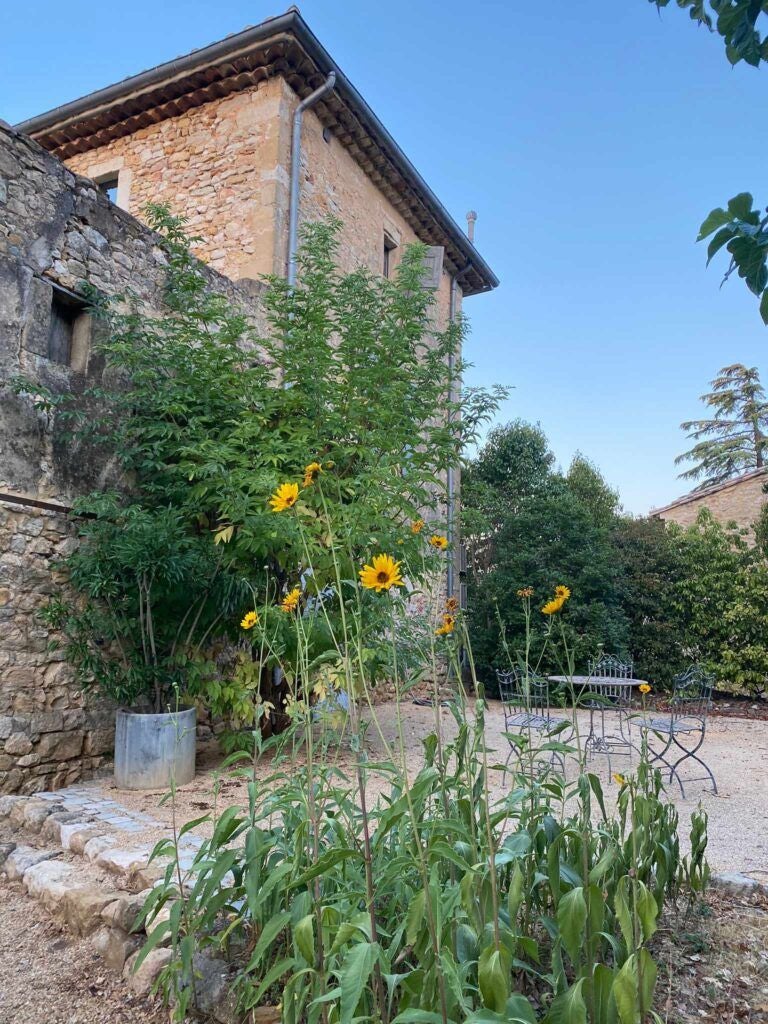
383;232;398;278
48;296;77;364
47;287;89;368
98;176;119;203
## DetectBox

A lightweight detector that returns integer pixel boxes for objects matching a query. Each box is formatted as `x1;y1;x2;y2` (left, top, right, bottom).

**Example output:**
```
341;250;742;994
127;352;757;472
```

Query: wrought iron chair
640;665;717;798
582;654;636;766
496;668;569;771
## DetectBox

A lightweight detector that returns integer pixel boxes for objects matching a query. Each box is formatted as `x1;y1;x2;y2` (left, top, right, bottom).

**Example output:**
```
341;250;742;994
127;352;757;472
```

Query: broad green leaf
339;941;378;1024
405;889;426;946
546;979;587;1024
294;914;315;964
697;206;730;240
478;944;511;1013
557;886;587;965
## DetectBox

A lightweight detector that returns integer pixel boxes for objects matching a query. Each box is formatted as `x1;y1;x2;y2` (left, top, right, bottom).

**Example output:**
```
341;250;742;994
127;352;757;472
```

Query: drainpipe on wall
287;71;336;285
446;262;473;602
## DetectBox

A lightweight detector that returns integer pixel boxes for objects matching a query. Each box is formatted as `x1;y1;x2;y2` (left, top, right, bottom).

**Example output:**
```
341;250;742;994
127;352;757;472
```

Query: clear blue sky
3;1;766;513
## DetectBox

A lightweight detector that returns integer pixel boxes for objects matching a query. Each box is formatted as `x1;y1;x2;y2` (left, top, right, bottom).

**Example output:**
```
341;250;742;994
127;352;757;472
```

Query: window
383;232;398;278
47;286;90;370
98;176;119;204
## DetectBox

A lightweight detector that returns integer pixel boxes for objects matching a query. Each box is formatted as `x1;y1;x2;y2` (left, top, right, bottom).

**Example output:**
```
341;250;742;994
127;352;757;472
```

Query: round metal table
547;675;650;763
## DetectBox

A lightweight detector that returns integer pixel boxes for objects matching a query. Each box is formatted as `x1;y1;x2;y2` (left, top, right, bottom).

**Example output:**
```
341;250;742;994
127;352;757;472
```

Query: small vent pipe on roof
466;210;477;243
287;71;337;285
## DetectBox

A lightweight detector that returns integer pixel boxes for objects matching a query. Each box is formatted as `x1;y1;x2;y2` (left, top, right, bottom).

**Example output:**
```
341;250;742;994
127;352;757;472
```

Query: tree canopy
676;363;768;487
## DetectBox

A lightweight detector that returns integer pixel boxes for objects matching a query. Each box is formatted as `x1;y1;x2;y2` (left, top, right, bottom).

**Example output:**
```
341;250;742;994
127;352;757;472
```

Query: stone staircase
0;786;204;1007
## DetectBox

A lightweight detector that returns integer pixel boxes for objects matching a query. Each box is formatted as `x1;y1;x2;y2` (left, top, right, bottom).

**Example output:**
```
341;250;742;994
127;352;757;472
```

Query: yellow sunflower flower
429;534;449;550
517;586;534;598
411;518;425;534
359;553;404;593
281;586;301;613
639;683;651;695
613;773;627;786
269;482;300;512
542;585;571;615
445;596;459;612
240;610;259;630
435;614;455;636
303;462;323;488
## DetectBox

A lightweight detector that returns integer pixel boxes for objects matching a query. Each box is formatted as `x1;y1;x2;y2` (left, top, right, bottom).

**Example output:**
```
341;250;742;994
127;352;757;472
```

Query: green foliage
610;516;688;689
651;1;768;68
14;207;503;715
463;423;628;686
676;363;768;486
673;509;768;694
141;701;700;1024
41;497;245;710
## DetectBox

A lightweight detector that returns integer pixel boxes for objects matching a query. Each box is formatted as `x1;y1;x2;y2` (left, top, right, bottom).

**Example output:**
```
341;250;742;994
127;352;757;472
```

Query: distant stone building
1;10;497;791
651;467;768;534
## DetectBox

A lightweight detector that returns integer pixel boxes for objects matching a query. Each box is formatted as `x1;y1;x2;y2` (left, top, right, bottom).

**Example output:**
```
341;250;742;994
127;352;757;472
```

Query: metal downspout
446;262;472;601
287;72;336;285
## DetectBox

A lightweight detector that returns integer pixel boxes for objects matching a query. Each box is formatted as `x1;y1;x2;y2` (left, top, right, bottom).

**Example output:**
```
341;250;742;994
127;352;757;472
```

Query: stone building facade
0;124;263;793
651;467;768;535
2;11;498;792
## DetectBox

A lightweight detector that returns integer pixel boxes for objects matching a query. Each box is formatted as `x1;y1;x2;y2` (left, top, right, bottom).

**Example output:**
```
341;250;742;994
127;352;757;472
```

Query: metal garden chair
583;654;636;763
639;665;717;798
496;668;570;771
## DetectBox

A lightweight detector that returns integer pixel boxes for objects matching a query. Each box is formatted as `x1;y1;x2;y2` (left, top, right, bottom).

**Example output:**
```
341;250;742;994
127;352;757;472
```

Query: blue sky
3;1;766;513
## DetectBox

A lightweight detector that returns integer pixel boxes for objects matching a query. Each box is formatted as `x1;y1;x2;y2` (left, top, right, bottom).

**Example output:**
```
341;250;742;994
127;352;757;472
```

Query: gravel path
0;874;164;1024
80;700;768;877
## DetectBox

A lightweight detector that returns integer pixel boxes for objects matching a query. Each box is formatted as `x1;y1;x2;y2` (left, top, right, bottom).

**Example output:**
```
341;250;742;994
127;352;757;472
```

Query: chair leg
668;730;717;796
642;730;683;796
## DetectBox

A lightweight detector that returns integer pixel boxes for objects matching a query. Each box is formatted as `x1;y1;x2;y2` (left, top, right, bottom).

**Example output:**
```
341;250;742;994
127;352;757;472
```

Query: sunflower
541;596;565;615
359;554;404;593
554;585;571;601
429;534;449;550
411;518;425;534
613;773;626;786
435;614;455;636
445;596;459;612
303;462;323;488
639;683;651;695
240;610;259;630
269;482;300;512
281;586;301;613
516;586;534;598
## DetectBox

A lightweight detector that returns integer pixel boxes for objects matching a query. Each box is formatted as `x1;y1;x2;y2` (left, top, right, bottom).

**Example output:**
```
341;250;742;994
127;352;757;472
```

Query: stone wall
0;502;114;793
63;75;460;327
0;123;263;792
654;469;768;536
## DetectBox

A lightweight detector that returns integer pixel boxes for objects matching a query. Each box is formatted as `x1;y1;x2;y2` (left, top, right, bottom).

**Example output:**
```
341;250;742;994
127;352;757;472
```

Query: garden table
547;675;650;766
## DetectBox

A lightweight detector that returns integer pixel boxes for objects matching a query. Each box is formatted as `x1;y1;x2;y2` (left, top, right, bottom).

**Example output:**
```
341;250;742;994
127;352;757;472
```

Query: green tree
463;422;627;684
611;515;688;688
566;452;621;528
676;363;768;486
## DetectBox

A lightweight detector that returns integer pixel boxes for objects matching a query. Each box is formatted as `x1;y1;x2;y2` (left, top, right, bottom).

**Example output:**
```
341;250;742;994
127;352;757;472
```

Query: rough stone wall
0;124;263;793
655;471;768;535
62;75;459;327
0;502;114;793
65;77;290;284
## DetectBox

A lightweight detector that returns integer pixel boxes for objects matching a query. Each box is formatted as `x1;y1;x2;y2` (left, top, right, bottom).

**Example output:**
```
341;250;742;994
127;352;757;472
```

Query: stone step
1;788;247;1021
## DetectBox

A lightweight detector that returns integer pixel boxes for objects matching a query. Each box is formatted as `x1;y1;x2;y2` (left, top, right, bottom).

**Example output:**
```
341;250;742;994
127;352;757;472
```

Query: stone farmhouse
651;467;768;536
0;9;498;793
